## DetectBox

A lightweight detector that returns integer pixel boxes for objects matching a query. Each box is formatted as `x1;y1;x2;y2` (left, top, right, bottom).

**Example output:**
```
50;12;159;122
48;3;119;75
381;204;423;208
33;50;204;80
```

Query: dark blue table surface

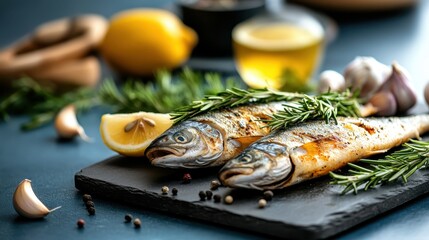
2;0;429;239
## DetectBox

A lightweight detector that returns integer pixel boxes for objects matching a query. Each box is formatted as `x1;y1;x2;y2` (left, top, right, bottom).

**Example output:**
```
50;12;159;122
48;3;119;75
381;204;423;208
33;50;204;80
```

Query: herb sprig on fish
330;139;429;194
172;89;362;129
170;88;305;123
267;91;361;130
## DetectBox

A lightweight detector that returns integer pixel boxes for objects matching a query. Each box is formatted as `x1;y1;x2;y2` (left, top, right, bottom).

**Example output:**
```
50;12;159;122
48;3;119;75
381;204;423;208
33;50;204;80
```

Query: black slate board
75;154;429;239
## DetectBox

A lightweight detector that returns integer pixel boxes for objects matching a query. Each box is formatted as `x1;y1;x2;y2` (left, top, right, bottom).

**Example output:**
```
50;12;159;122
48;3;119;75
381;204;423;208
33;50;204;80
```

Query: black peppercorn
87;207;95;215
124;214;133;223
205;190;213;200
82;194;92;202
85;201;95;208
134;218;141;228
263;190;274;201
183;173;192;184
199;190;206;200
77;218;85;228
172;188;178;196
213;194;221;203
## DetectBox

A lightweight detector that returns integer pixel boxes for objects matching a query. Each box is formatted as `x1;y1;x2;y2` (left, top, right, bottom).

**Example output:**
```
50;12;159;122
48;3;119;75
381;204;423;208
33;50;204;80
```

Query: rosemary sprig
0;68;240;130
0;78;98;130
170;88;305;123
98;69;238;114
330;139;429;194
267;91;361;130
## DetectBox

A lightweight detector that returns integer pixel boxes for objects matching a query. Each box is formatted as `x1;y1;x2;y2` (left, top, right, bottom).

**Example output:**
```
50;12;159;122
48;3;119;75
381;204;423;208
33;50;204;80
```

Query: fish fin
229;136;263;151
414;131;421;140
366;149;389;155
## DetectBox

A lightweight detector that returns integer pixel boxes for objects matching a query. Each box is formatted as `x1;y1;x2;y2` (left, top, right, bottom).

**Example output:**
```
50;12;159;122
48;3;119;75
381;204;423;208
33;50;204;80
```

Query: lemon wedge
100;112;173;157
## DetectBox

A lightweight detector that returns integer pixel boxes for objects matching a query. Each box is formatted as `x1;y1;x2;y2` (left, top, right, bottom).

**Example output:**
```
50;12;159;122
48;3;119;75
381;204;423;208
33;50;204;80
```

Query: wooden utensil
0;14;107;90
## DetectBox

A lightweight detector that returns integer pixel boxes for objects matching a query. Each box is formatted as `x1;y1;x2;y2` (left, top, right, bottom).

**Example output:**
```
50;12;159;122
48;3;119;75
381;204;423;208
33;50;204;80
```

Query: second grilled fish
219;115;429;190
145;102;285;168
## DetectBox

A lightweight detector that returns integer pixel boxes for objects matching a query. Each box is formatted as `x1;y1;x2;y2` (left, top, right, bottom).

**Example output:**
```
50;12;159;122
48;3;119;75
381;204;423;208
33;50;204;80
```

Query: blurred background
1;0;427;94
2;1;429;239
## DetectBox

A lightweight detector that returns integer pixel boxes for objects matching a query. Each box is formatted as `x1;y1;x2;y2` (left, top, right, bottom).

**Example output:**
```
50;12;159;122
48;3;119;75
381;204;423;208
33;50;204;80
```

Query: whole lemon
100;9;197;76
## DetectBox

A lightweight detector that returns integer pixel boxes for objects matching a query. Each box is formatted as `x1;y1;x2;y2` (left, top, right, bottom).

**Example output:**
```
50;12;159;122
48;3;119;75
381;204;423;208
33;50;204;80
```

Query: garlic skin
317;70;345;93
13;179;61;219
344;56;391;99
378;62;416;113
55;104;91;141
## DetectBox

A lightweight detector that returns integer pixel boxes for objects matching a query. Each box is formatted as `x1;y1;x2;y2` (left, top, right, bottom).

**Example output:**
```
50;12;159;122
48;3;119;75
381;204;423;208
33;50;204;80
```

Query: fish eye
177;136;185;142
240;155;252;163
174;134;187;143
173;130;192;143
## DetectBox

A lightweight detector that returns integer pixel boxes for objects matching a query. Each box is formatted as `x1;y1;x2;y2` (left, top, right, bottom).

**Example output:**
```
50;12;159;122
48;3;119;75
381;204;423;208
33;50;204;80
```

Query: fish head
145;121;224;168
219;142;292;190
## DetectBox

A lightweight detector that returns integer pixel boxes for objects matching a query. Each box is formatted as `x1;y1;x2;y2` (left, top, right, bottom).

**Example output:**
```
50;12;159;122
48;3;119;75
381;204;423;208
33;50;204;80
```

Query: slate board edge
320;180;429;238
75;164;429;240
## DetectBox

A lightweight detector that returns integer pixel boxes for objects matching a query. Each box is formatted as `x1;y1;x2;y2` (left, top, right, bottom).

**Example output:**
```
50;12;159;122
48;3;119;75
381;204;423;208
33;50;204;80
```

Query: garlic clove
55;104;91;141
343;56;391;100
13;179;61;219
424;82;429;106
389;63;416;113
377;62;417;113
368;91;397;116
317;70;345;93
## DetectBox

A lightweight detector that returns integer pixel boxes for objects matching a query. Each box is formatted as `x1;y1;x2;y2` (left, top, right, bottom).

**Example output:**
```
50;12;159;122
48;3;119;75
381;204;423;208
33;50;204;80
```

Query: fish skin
145;102;285;168
219;115;429;190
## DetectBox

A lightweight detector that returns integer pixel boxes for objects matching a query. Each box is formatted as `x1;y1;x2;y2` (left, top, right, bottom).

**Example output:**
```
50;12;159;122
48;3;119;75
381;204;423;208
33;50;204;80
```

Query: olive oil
233;21;324;91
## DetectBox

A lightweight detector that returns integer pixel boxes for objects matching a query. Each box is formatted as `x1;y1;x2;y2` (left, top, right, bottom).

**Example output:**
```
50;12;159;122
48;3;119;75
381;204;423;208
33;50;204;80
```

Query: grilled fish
219;115;429;190
145;102;285;168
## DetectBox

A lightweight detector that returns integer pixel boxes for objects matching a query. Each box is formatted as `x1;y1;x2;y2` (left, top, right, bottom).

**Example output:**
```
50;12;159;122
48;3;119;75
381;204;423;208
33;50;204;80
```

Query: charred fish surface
219;115;429;190
145;102;285;168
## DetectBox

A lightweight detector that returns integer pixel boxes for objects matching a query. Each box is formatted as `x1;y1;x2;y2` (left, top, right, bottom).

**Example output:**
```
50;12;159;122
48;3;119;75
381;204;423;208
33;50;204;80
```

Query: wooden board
75;155;429;239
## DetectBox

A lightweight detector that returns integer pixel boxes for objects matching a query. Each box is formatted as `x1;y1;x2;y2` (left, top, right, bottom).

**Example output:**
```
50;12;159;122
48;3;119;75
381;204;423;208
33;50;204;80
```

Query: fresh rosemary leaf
21;112;56;131
267;90;361;130
330;139;429;194
170;88;305;123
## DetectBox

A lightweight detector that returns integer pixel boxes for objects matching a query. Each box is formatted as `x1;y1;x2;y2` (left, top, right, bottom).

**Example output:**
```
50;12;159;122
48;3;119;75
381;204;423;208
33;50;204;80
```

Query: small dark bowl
178;0;266;57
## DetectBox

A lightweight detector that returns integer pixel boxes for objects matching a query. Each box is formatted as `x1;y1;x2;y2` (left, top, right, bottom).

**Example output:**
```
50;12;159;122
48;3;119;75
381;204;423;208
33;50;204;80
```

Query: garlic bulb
317;70;345;93
344;56;391;99
13;179;61;218
377;62;416;113
55;104;91;141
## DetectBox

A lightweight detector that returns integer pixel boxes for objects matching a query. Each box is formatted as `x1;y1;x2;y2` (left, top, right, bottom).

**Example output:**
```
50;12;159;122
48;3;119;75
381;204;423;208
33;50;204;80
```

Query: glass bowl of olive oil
232;7;325;91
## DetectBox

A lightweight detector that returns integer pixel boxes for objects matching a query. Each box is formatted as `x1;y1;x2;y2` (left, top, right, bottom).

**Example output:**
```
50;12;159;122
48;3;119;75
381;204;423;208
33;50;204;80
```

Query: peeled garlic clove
344;56;391;99
368;91;397;116
13;179;61;218
55;104;91;141
317;70;345;93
